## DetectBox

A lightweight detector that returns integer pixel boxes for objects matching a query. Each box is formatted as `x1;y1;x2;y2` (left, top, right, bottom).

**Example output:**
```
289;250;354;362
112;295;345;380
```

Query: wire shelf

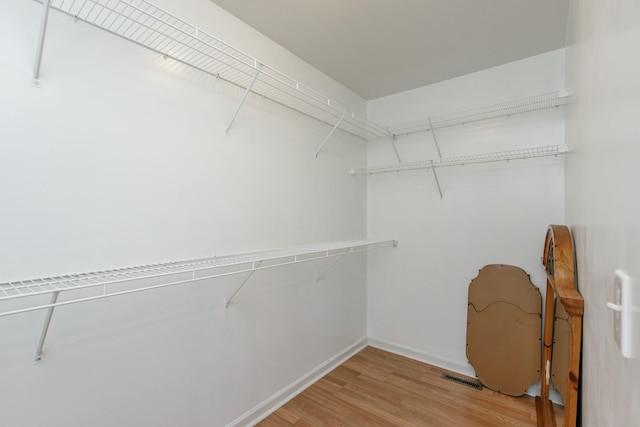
0;239;396;317
350;145;569;175
43;0;390;140
388;91;569;136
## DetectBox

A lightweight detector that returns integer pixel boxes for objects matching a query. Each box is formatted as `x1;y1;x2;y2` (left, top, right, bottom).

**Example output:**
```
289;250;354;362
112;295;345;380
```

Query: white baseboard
367;336;477;378
226;337;368;427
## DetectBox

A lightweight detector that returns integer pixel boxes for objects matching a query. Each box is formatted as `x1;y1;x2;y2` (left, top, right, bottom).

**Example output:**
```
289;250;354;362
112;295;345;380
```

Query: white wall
0;1;368;426
365;50;566;385
564;1;640;426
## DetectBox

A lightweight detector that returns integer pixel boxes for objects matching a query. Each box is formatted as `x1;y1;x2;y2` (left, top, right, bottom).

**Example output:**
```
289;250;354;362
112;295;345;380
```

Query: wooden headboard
536;225;584;427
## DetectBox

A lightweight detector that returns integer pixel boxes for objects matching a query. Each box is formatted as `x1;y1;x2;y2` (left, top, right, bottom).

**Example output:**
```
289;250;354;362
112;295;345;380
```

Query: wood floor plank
314;378;344;395
257;346;563;426
257;412;295;427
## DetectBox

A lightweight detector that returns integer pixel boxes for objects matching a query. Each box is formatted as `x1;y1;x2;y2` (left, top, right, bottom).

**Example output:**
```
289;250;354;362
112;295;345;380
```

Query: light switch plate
607;270;634;358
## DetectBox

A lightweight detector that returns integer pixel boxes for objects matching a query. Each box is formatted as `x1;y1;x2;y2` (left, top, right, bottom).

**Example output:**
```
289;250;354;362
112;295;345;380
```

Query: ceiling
209;0;569;100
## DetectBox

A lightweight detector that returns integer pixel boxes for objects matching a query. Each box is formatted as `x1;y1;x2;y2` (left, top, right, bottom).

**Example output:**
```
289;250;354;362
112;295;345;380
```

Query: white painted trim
367;336;477;377
227;337;368;427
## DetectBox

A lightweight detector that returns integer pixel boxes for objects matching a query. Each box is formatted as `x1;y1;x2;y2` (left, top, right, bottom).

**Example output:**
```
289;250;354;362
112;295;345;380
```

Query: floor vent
441;373;483;390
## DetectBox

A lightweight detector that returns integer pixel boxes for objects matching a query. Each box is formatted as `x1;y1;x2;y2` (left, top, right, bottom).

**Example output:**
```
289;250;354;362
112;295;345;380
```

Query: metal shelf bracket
428;118;443;159
225;260;262;308
391;134;402;163
225;63;264;134
33;291;59;363
314;111;349;157
32;0;53;88
316;248;350;282
428;119;444;199
430;160;443;200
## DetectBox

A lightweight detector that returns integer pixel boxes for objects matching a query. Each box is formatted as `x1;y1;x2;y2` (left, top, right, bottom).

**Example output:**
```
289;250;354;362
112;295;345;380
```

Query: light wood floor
258;346;563;426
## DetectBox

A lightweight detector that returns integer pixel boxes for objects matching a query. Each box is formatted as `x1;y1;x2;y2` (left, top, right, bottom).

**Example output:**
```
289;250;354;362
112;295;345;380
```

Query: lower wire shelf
0;239;397;362
0;239;397;317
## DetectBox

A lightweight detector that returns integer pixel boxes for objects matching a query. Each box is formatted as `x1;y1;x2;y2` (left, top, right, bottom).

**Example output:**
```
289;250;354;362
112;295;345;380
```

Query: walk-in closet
1;1;638;426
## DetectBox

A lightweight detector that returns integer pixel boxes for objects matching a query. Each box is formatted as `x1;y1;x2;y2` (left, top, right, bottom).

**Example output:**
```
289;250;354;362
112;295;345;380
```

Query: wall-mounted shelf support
430;160;443;200
31;0;52;88
316;248;349;282
390;135;402;163
428;118;443;159
225;62;263;134
314;111;348;157
429;119;442;159
33;291;59;363
1;240;396;360
225;260;262;308
428;119;444;199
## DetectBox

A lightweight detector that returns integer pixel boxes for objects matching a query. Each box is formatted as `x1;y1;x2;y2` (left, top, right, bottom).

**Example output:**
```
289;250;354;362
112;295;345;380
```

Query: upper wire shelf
387;90;570;137
43;0;391;140
351;145;569;175
0;239;396;317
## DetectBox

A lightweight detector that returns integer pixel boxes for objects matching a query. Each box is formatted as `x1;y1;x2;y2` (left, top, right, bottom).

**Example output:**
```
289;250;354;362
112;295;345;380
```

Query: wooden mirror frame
536;225;584;426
